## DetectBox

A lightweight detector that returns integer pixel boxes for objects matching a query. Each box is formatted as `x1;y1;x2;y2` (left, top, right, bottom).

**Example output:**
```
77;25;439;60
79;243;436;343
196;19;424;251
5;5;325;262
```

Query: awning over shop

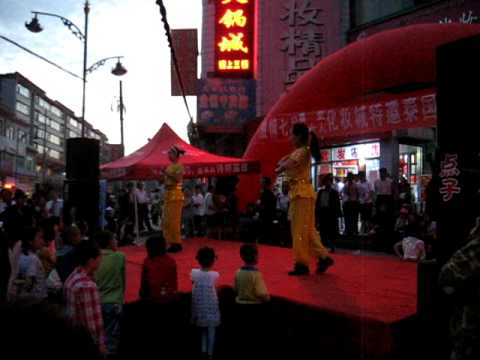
101;123;260;180
238;23;480;208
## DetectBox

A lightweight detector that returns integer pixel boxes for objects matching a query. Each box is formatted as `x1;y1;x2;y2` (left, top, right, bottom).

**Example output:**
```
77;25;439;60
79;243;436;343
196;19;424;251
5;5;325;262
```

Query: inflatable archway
238;23;480;208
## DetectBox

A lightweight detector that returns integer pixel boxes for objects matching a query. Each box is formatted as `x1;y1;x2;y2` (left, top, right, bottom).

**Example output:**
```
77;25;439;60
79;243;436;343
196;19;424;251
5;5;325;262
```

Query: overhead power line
0;34;83;81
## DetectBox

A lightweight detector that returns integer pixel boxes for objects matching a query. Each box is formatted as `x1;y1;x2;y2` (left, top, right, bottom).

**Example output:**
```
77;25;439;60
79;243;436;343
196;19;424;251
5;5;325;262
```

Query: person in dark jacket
56;226;82;282
315;174;342;252
258;177;277;244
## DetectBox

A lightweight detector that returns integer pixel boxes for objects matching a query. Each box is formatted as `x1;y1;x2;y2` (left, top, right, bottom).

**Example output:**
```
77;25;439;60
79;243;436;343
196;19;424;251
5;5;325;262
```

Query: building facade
0;72;110;192
193;0;348;156
195;0;478;203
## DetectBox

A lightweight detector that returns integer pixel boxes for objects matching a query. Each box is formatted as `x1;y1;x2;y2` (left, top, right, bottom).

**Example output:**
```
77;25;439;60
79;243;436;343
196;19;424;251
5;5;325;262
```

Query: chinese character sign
216;0;255;77
197;78;256;131
439;153;461;202
255;89;437;143
280;0;325;85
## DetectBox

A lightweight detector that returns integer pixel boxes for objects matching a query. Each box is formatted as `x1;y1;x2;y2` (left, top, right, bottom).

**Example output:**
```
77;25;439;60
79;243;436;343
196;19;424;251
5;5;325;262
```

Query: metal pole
14;134;19;181
42;112;48;183
81;0;89;138
119;80;125;150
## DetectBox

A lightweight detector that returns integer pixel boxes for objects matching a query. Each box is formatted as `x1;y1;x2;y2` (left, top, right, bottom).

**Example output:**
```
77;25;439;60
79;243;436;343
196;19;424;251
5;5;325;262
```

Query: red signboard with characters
215;0;255;77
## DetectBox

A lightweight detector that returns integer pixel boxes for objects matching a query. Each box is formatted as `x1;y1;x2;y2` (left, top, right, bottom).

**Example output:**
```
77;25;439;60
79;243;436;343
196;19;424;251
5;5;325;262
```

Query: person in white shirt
276;185;290;216
394;225;426;262
358;171;374;235
204;186;216;237
135;182;153;232
192;185;206;237
46;191;63;219
341;173;360;236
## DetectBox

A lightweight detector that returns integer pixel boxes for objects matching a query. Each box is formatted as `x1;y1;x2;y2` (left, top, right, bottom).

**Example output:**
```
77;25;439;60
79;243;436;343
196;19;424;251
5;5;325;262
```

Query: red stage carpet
122;238;417;359
123;238;416;323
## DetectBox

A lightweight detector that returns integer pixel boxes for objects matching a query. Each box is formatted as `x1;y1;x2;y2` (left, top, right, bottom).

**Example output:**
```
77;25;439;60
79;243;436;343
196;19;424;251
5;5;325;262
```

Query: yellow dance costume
285;147;329;267
163;163;184;245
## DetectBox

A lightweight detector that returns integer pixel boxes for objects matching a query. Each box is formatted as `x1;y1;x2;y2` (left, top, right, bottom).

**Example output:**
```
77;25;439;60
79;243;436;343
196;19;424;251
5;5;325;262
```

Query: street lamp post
25;1;127;138
81;1;89;138
13;132;27;183
119;80;125;151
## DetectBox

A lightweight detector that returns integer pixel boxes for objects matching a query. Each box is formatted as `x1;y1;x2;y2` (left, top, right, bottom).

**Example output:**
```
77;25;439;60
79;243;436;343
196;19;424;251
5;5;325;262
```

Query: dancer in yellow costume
276;123;335;275
162;145;185;253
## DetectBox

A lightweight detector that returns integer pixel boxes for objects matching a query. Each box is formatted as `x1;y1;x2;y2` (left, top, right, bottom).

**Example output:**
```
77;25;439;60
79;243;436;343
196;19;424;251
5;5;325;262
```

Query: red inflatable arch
238;23;480;209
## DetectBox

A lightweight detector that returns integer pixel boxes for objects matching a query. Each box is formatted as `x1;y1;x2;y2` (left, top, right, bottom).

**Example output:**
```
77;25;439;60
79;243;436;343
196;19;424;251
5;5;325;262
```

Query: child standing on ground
234;244;270;357
234;244;270;304
191;247;220;360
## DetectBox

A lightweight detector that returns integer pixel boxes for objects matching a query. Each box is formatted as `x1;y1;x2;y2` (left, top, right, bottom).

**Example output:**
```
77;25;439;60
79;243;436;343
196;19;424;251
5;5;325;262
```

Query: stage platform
122;238;418;359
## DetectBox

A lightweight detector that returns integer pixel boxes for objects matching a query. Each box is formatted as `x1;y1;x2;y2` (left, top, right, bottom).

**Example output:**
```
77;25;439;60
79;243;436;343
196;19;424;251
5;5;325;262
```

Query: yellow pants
290;197;329;266
163;199;183;245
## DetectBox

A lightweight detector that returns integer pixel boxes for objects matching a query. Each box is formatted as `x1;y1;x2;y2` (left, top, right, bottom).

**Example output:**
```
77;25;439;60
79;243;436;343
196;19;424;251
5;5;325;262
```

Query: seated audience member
394;206;410;239
139;233;178;303
393;225;426;262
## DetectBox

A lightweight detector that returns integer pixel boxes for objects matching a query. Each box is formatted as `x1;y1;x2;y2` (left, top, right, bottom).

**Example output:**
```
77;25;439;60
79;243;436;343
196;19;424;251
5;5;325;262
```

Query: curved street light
25;1;127;138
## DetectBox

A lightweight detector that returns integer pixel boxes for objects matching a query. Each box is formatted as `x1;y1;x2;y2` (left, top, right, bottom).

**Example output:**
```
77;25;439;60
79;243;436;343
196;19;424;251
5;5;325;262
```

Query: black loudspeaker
436;34;480;265
66;138;100;181
64;138;100;234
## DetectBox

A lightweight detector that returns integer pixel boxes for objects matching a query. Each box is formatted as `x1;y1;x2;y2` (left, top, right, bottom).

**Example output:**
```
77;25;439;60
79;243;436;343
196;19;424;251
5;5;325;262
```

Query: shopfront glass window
352;0;415;26
399;144;423;204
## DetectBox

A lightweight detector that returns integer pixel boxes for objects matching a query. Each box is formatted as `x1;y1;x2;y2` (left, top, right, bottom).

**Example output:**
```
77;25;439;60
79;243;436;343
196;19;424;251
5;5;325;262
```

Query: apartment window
48;134;61;146
16;156;25;170
35;112;49;124
50;106;62;118
49;120;62;132
37;97;50;110
26;156;34;172
16;84;31;98
18;130;28;143
6;126;15;140
16;101;30;116
35;143;47;154
35;127;46;140
69;117;80;128
68;130;79;138
49;149;61;160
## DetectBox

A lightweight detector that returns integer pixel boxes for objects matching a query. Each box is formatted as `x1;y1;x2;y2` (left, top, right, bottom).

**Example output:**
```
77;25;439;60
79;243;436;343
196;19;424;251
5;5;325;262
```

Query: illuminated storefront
312;142;381;187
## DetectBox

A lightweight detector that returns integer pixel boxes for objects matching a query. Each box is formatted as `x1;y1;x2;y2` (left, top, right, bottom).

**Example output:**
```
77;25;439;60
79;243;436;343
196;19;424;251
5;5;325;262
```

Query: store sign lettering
280;0;325;85
330;143;380;162
439;154;461;202
260;91;436;141
439;10;479;24
197;78;255;130
216;0;254;77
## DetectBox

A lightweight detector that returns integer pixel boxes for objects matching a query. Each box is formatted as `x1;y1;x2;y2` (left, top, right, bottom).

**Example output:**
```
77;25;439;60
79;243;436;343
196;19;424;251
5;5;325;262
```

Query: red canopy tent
101;123;260;180
238;23;480;208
